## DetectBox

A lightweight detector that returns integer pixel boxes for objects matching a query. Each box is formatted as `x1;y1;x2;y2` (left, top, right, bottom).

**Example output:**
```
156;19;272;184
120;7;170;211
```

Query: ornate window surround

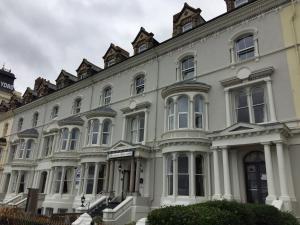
130;72;147;96
175;51;197;82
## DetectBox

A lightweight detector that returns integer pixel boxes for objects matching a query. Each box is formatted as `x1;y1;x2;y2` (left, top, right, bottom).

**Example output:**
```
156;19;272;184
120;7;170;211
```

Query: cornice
159;137;210;148
11;0;290;115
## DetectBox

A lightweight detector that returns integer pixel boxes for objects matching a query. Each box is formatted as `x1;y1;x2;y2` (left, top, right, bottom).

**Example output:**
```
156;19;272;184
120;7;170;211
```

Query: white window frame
25;139;33;159
62;168;73;194
87;119;100;146
32;112;39;127
166;155;173;196
195;154;205;197
69;128;80;151
235;35;255;62
18;139;26;159
177;96;189;129
51;106;59;119
194;95;204;129
102;120;111;145
17;118;23;131
135;75;145;95
167;99;175;131
73;98;82;114
60;128;69;151
177;154;189;196
128;114;145;144
103;87;112;106
181;56;195;80
44;135;54;157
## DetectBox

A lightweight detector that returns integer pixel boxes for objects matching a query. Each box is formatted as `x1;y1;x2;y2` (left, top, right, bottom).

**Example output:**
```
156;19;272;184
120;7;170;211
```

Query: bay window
194;95;204;129
167;99;175;130
18;139;25;158
25;140;33;159
87;119;100;145
43;135;54;157
177;154;189;196
166;156;173;196
235;91;250;123
69;128;80;150
178;96;188;128
97;164;106;194
86;165;95;194
62;168;73;194
195;155;205;196
102;120;112;145
60;128;69;150
54;168;62;193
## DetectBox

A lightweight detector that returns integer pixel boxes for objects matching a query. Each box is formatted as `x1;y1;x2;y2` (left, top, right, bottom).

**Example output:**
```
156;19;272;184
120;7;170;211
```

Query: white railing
12;197;27;207
102;196;133;222
2;194;23;205
89;195;107;209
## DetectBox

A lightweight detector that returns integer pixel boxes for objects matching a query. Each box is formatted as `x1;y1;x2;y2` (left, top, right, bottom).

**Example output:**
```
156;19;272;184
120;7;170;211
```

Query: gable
175;9;197;25
110;141;135;151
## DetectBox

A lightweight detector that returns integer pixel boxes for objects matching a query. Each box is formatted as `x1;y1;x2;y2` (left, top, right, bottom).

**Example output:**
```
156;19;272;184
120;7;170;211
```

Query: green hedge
147;201;300;225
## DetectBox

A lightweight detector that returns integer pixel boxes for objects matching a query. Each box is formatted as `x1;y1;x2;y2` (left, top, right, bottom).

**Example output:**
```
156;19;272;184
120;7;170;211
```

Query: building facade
0;0;300;223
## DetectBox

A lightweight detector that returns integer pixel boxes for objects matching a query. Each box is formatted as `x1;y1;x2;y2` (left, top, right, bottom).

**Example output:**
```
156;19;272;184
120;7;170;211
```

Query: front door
244;151;268;204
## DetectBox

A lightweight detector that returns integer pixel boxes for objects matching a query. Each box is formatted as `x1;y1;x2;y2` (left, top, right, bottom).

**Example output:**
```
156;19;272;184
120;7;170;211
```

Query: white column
51;167;57;194
225;90;231;127
173;153;177;198
122;117;127;141
266;79;276;122
104;161;110;193
190;152;195;197
59;167;66;195
230;43;235;66
276;142;290;200
46;169;54;194
83;163;89;194
93;163;100;195
108;161;115;194
35;171;42;189
135;158;141;193
189;98;194;129
70;168;76;195
77;164;84;195
174;98;178;129
164;105;167;132
205;102;209;131
213;149;222;199
254;37;259;60
15;171;21;194
129;158;135;193
43;170;50;193
246;87;254;123
143;110;149;145
162;154;166;197
263;142;276;201
7;171;14;193
222;147;232;199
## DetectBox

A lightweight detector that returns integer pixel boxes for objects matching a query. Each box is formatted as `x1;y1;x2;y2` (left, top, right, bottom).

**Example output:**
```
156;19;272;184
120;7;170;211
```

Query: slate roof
58;116;85;126
18;128;39;138
85;106;117;119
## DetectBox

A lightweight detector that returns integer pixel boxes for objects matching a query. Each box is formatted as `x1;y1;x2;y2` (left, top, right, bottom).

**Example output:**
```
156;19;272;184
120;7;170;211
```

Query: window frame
73;98;82;114
166;155;173;196
177;154;189;196
60;128;69;151
135;75;145;95
195;154;205;197
181;56;195;80
51;106;59;119
128;114;145;144
69;128;80;151
103;87;112;106
87;119;100;146
177;95;189;129
138;43;148;53
32;112;39;127
17;118;23;131
167;98;175;131
235;34;255;62
194;95;204;129
182;22;193;32
101;119;112;145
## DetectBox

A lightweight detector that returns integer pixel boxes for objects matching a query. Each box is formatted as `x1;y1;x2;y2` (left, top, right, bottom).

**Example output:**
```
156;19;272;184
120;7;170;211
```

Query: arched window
181;56;194;80
235;34;255;61
178;154;189;196
194;95;204;129
235;90;250;123
87;119;100;145
3;123;8;136
32;112;39;127
135;75;145;94
17;118;23;131
102;120;111;145
25;139;33;159
60;128;69;150
51;106;59;119
195;155;205;196
18;139;25;158
251;87;265;123
167;99;175;130
73;98;82;114
69;128;80;150
178;96;189;128
103;87;112;106
166;155;173;195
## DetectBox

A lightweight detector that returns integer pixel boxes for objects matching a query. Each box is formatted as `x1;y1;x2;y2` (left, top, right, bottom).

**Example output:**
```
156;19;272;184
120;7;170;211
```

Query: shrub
280;212;300;225
200;200;255;225
246;203;282;225
148;204;241;225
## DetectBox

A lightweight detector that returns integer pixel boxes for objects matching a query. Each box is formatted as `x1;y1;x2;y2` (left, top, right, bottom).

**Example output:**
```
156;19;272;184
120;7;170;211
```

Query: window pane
168;175;173;195
236;92;248;107
253;105;264;123
178;155;189;173
179;114;188;128
195;175;205;196
237;108;250;123
195;156;203;174
195;114;203;129
252;88;264;105
178;96;188;112
178;175;189;196
86;180;93;194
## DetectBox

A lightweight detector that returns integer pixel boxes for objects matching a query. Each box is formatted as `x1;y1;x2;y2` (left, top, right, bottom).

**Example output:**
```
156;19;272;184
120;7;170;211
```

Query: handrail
2;194;23;205
103;196;133;221
89;196;107;210
13;197;27;206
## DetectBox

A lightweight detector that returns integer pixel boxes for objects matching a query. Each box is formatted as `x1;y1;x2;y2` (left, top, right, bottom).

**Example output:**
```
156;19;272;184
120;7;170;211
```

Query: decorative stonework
132;27;159;55
103;44;130;68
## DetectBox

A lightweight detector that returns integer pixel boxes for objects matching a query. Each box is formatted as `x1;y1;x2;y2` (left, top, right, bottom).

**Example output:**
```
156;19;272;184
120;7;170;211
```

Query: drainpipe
291;0;300;64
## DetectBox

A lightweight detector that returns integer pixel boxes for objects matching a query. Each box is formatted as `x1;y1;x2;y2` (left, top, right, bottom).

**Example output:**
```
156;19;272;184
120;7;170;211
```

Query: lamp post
81;194;86;207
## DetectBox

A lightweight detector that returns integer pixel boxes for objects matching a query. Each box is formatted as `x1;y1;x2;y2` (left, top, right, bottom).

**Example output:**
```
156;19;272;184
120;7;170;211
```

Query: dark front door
244;151;268;204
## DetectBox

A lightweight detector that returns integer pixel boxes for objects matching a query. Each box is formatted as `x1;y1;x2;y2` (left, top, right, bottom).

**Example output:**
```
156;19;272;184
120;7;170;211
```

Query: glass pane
178;96;188;113
168;116;174;130
92;120;100;132
97;179;104;193
195;96;203;113
88;166;95;178
102;134;108;144
195;175;205;196
179;114;188;128
178;155;188;173
195;114;203;128
178;175;189;196
92;133;98;145
168;100;174;114
236;92;248;107
237;108;250;123
252;88;264;105
168;175;173;195
253;105;264;123
195;156;203;174
86;180;93;194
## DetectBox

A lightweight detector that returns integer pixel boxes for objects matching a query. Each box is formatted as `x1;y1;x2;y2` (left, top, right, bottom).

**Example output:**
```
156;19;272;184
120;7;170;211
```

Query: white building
0;0;300;224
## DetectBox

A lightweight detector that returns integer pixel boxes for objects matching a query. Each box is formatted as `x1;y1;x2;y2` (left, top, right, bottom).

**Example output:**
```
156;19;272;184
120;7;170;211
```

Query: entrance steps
0;193;27;208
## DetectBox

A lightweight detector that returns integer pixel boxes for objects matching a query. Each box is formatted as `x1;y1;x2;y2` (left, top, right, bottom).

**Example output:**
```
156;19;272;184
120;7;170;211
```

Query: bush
280;212;300;225
147;201;300;225
200;200;255;225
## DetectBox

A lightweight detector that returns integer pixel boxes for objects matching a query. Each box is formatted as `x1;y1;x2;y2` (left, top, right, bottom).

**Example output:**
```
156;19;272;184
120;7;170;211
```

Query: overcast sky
0;0;226;94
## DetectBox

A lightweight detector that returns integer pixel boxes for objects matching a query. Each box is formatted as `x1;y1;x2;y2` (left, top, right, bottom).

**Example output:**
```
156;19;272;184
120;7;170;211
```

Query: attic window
138;44;147;53
182;22;193;32
235;0;248;7
107;59;116;67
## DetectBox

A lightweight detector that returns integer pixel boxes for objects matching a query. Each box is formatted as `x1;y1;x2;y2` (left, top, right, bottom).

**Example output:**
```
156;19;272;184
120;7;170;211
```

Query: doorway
244;151;268;204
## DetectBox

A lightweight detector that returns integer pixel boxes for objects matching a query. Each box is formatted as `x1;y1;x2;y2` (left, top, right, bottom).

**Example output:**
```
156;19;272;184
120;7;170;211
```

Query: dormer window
138;44;148;53
182;22;193;33
107;59;116;67
235;0;248;7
